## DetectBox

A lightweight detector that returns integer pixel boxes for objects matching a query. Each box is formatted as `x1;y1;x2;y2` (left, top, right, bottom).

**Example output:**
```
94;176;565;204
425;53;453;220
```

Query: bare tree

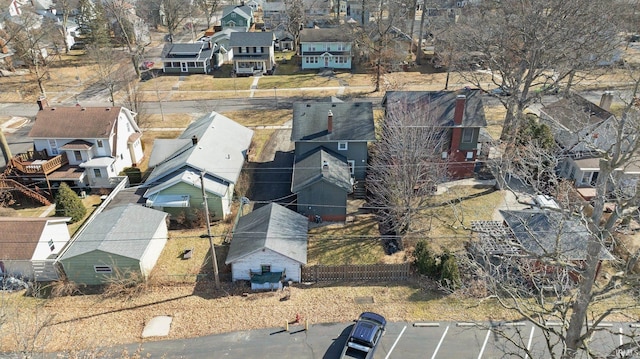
103;0;150;78
448;0;622;142
53;0;73;53
86;45;134;106
195;0;220;30
368;97;449;247
284;0;304;55
158;0;194;42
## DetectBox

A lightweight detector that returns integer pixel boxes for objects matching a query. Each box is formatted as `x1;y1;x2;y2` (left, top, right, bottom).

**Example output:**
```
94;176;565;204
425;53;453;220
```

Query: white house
28;104;144;188
299;28;353;70
0;217;71;281
225;203;308;290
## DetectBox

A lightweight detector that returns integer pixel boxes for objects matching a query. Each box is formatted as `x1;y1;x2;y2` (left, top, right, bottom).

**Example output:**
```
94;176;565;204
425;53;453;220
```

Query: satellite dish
240;197;250;205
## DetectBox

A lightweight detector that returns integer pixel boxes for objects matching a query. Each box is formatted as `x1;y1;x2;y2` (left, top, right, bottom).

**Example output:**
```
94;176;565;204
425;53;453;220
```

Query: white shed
225;203;308;290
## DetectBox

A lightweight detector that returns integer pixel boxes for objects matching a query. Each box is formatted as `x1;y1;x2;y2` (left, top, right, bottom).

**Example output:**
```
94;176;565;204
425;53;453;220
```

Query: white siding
139;222;169;278
230;249;302;283
112;110;137;173
31;221;71;261
1;260;34;279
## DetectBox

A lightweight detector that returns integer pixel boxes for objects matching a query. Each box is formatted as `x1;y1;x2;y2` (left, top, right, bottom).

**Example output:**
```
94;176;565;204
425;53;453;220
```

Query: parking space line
477;329;491;359
430;325;449;359
384;325;406;359
526;325;535;358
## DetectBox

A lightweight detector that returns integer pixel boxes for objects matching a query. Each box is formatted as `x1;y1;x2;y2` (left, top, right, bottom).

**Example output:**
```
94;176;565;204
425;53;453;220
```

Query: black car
340;312;386;359
70;41;86;50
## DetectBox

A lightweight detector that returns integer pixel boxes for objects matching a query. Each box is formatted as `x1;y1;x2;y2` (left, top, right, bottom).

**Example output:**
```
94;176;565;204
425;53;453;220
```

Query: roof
225;203;308;264
210;28;239;43
500;210;614;261
161;42;214;61
29;107;123;139
382;90;487;127
0;217;70;260
59;140;93;150
59;204;168;261
104;186;147;211
144;168;229;198
145;112;253;186
541;94;614;132
263;1;285;11
291;102;375;142
222;5;253;20
291;148;352;193
299;28;352;43
230;31;275;47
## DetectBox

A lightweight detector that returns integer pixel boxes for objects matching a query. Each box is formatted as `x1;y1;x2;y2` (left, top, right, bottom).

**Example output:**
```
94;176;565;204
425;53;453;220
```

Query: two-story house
382;90;487;179
299;28;353;70
16;104;143;190
161;40;215;74
303;0;333;17
262;2;287;28
230;31;276;76
221;5;254;32
290;100;375;221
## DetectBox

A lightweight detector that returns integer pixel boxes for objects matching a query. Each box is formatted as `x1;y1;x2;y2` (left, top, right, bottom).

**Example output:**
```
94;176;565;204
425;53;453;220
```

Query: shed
225;203;308;290
58;204;168;285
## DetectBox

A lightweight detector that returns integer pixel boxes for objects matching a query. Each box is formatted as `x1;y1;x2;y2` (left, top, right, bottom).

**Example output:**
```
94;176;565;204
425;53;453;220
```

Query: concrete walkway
249;76;261;98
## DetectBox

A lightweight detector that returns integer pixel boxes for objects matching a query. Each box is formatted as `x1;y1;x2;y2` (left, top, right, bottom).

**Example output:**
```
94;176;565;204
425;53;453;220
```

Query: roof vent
306;104;311;107
105;108;111;111
226;154;231;159
81;107;86;111
322;160;329;170
50;107;56;111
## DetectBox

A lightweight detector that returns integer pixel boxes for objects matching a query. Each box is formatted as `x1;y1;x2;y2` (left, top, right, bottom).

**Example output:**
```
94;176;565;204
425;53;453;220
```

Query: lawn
257;73;340;89
66;195;104;236
179;75;254;91
138;130;183;175
138;113;195;129
220;109;291;127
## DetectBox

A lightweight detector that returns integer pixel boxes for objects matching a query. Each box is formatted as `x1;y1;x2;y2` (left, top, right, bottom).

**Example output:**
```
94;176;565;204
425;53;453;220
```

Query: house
57;204;168;285
274;28;294;51
210;28;240;64
161;40;215;74
471;209;613;288
0;217;71;281
290;101;375;220
221;5;254;32
245;0;261;12
299;28;353;70
230;31;276;76
345;0;370;24
15;104;144;190
303;0;333;17
382;90;487;179
539;92;625;195
262;2;287;27
143;111;253;220
225;203;308;290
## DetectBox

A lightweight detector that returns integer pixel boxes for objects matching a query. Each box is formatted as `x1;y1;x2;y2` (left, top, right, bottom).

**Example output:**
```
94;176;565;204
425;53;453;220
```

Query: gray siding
156;182;226;220
295;141;369;180
60;250;141;285
297;180;348;220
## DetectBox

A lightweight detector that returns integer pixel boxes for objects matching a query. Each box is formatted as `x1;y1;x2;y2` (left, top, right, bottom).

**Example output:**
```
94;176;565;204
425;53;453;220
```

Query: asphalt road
34;321;638;359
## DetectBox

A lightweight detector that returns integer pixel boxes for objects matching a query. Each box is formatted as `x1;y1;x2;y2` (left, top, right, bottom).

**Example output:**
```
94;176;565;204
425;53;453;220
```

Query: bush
120;167;142;184
55;183;86;223
440;251;462;290
414;240;440;277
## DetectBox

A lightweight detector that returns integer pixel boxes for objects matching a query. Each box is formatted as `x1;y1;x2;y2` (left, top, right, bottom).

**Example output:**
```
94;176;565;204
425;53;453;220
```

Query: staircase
32;260;60;281
352;181;367;199
0;177;52;206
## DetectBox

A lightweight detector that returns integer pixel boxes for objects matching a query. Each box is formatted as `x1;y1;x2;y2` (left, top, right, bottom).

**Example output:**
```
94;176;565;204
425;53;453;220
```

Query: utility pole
201;171;220;289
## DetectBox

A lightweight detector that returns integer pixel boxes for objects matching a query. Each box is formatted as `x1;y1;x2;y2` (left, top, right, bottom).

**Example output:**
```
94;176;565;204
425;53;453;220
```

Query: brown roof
128;132;142;143
59;139;94;150
541;94;613;132
0;218;48;260
29;107;122;139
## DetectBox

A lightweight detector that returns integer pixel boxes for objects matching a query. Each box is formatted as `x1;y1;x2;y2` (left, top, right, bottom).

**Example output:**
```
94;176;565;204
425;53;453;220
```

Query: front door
181;62;188;72
324;57;329;67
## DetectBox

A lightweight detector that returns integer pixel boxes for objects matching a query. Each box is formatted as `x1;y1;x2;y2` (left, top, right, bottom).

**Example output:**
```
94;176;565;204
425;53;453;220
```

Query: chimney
599;91;613;112
327;110;333;133
454;94;466;125
36;96;48;111
191;135;198;145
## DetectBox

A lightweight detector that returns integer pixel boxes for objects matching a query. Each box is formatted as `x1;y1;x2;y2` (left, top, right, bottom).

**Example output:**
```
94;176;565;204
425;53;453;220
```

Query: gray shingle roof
540;94;613;132
161;42;214;61
145;112;253;186
382;90;487;127
230;31;275;47
299;28;352;43
291;148;352;193
500;210;613;261
222;5;253;19
59;204;168;261
225;203;308;264
291;102;375;142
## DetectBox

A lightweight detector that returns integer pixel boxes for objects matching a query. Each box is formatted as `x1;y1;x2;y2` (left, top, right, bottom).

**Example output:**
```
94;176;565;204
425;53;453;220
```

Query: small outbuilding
58;204;168;285
225;203;308;290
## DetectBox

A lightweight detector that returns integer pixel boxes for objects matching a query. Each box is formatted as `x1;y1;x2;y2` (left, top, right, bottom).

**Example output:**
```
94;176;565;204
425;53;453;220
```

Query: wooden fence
301;263;411;282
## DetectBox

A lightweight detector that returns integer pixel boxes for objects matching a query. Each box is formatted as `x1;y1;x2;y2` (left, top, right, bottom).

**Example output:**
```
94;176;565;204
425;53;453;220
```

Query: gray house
143;112;253;220
58;204;168;285
225;203;308;290
161;41;215;74
230;31;276;76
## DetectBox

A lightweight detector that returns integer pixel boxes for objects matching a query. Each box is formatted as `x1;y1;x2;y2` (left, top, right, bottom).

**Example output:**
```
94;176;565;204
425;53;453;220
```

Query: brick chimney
191;135;198;145
327;110;333;133
453;94;466;125
599;91;613;112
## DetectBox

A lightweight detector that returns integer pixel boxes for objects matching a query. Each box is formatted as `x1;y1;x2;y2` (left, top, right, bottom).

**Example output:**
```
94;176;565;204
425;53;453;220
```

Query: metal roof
225;203;308;264
291;102;375;142
59;204;168;261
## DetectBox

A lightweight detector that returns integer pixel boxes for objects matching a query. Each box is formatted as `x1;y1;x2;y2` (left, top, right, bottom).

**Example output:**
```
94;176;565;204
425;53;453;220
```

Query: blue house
299;28;353;70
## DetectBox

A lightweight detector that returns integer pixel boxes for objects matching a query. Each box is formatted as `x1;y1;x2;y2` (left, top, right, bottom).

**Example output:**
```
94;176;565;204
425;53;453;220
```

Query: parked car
490;86;511;96
70;41;86;50
340;312;386;359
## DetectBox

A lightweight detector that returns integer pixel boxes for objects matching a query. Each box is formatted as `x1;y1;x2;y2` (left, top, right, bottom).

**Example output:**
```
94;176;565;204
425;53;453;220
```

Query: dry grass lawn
220;109;290;127
257;73;340;89
138;113;194;129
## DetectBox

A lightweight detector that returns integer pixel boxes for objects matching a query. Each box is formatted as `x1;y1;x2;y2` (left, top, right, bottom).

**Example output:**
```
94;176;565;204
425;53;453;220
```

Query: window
348;160;355;175
94;265;112;273
256;46;262;53
93;168;102;178
48;239;55;251
337;43;346;51
462;128;473;143
261;264;271;273
310;45;316;51
48;139;58;155
466;151;474;160
74;151;82;161
338;142;348;150
110;164;115;172
97;139;104;148
441;152;448;159
126;122;131;132
582;171;599;186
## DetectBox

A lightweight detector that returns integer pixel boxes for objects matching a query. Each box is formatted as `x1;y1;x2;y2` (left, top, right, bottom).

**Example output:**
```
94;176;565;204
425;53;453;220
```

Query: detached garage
226;203;308;290
58;204;168;285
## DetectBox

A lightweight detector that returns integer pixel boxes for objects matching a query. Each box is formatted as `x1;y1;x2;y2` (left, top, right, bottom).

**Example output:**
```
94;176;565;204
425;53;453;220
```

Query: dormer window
338;142;348;150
